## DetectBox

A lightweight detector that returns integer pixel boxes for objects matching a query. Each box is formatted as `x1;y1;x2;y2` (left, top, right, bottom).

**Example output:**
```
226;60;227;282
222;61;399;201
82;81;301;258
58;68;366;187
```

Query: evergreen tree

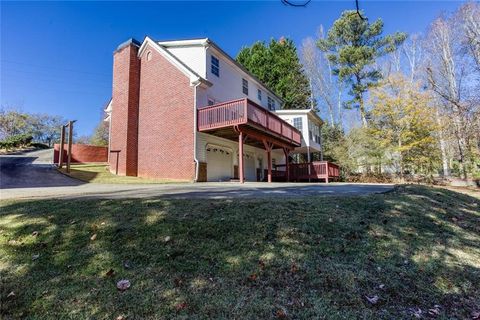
236;38;313;110
317;10;406;126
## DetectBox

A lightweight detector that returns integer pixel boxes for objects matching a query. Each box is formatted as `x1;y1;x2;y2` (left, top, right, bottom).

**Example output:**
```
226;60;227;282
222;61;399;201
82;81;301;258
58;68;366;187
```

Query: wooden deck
198;98;301;148
270;161;340;182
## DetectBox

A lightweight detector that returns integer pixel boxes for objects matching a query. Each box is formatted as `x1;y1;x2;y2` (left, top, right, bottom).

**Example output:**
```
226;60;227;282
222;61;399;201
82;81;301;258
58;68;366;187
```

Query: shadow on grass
0;185;479;319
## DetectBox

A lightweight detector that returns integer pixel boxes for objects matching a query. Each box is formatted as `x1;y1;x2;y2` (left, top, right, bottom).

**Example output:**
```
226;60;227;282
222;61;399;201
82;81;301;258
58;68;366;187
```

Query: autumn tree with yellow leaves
368;74;440;177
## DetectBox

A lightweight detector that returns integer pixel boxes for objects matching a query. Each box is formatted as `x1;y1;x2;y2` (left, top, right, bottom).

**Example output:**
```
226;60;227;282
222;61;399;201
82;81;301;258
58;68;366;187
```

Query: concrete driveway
1;150;394;200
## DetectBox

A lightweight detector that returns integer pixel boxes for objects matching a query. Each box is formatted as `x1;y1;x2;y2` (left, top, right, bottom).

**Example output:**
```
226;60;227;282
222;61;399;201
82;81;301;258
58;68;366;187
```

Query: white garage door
207;147;232;181
244;154;256;181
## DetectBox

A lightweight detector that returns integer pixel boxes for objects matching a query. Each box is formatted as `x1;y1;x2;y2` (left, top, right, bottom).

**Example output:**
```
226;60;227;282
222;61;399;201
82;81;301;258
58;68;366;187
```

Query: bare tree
301;28;344;127
402;34;424;83
425;3;480;178
458;2;480;69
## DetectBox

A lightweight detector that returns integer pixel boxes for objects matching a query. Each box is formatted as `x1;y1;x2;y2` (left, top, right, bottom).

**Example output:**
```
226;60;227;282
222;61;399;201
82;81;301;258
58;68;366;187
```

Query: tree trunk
435;108;450;177
359;97;368;127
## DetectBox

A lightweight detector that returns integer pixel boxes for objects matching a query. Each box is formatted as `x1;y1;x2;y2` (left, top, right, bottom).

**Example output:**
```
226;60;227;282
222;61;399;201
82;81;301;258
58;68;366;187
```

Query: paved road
1;149;394;200
0;149;82;189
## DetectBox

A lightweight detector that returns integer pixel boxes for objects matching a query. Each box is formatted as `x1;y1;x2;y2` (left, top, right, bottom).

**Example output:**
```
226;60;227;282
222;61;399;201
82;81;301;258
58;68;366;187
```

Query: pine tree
317;10;406;126
236;38;313;110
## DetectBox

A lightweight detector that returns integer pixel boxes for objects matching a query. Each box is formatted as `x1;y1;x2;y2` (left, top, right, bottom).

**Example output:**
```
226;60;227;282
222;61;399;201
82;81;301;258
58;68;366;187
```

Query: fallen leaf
258;260;266;270
175;302;188;312
174;277;183;287
7;291;15;298
275;308;287;319
365;295;379;304
248;273;257;281
428;305;441;316
116;316;126;320
116;279;131;291
32;254;40;261
105;269;115;277
378;284;385;289
164;236;171;243
412;308;422;318
90;234;97;241
123;260;131;269
32;231;39;237
472;311;480;320
328;218;333;223
290;264;298;273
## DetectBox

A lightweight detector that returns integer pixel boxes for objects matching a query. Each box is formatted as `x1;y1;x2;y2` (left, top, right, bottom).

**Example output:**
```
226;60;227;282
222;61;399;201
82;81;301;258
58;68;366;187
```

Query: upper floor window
293;117;303;131
267;97;276;111
242;79;249;95
211;55;219;77
257;89;262;101
208;98;215;106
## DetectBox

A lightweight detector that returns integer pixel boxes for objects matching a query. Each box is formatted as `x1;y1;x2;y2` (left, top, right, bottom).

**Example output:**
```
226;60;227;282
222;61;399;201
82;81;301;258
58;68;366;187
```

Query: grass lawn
1;185;479;319
58;164;187;184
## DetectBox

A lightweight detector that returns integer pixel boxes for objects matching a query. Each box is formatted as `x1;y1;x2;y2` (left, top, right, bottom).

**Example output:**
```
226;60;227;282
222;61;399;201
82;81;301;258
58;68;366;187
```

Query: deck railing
274;161;340;182
198;98;302;145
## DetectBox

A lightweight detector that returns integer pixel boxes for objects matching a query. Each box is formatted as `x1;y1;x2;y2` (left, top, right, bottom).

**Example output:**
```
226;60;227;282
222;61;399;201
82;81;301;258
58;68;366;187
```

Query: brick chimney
109;38;141;176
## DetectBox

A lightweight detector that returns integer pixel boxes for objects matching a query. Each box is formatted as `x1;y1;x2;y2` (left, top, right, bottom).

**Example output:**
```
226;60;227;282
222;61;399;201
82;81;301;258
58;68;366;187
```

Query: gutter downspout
193;81;201;182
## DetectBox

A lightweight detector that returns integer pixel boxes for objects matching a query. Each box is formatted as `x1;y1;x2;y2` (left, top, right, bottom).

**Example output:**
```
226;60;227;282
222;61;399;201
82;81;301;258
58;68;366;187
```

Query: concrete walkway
1;150;394;200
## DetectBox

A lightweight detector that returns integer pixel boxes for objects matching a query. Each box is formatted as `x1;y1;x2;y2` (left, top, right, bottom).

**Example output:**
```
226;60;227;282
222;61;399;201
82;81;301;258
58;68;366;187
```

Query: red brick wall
54;144;108;163
136;44;195;180
109;41;140;176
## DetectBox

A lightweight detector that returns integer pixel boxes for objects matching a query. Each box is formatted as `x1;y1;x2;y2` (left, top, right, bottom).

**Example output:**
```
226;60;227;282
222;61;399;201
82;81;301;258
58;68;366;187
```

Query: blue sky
1;1;462;136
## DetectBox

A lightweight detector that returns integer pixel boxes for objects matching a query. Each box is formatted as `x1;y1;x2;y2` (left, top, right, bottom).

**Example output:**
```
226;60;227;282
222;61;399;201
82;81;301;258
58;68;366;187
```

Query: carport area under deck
198;98;301;183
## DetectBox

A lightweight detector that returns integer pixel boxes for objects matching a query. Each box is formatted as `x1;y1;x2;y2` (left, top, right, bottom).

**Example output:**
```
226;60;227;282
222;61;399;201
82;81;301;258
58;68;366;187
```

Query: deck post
283;148;290;182
263;140;273;183
239;130;244;183
267;150;272;183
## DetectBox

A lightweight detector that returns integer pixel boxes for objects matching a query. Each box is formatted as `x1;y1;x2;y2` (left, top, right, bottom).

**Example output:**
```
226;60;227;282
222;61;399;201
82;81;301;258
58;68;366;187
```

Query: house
105;37;338;182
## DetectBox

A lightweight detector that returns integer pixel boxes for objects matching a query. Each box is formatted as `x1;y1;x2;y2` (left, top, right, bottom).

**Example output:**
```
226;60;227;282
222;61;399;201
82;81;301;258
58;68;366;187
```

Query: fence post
66;121;74;173
58;125;65;168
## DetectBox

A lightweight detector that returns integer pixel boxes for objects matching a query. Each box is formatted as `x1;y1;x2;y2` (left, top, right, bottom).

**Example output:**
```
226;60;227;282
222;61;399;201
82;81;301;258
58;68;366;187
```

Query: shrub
29;142;50;149
0;134;33;150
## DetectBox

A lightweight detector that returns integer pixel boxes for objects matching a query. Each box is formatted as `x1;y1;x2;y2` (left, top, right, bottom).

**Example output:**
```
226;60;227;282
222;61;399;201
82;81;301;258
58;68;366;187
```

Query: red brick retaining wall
53;144;108;163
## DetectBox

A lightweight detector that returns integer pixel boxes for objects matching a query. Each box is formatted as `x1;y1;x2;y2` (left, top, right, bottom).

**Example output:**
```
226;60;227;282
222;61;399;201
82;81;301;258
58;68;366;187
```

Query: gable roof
157;38;284;104
274;109;324;125
138;37;212;87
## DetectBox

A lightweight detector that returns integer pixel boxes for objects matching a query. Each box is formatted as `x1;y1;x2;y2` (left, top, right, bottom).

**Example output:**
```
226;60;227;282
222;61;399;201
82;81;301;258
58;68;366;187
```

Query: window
207;98;215;106
267;97;276;111
257;89;262;101
309;122;321;143
146;51;152;61
293;117;303;131
242;79;249;95
211;55;219;77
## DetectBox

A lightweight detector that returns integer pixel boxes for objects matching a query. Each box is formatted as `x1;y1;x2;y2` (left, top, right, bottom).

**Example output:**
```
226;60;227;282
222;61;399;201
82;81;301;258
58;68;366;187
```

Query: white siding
165;46;207;78
204;47;281;110
276;114;309;147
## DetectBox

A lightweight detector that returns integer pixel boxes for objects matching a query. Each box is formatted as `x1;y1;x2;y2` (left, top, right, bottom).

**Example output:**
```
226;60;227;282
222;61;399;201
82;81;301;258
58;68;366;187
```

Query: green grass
1;185;479;319
59;164;188;184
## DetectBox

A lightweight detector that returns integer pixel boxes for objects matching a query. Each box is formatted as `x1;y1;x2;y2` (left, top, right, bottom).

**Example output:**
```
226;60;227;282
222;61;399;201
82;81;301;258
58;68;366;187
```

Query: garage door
244;154;256;181
207;147;232;181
